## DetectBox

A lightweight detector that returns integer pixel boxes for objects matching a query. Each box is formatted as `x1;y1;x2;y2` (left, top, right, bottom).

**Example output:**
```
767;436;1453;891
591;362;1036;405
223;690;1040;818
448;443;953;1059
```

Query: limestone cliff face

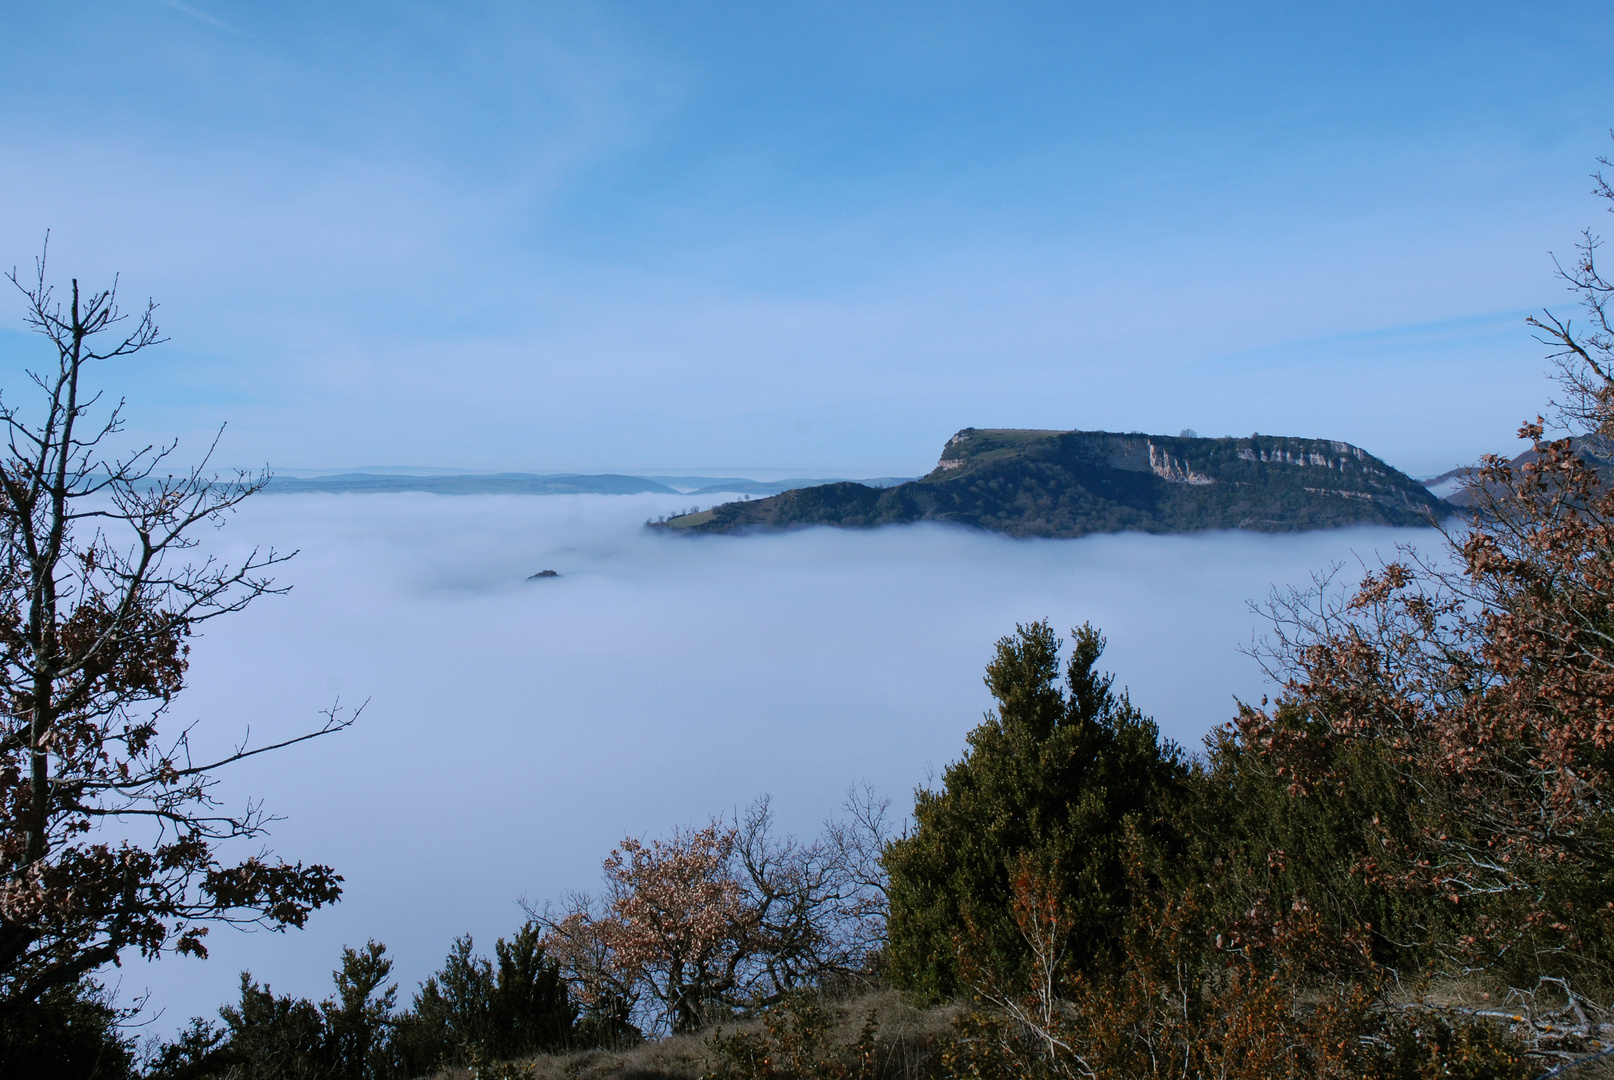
1144;443;1215;485
660;428;1447;538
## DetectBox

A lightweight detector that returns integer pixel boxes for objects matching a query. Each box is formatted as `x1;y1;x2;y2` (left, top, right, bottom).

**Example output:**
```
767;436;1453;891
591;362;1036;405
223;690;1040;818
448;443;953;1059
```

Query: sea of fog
121;491;1435;1036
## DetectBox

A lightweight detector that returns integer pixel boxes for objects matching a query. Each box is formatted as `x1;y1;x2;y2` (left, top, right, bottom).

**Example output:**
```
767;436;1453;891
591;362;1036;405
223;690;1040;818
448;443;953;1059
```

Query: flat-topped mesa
655;428;1448;538
933;428;1382;480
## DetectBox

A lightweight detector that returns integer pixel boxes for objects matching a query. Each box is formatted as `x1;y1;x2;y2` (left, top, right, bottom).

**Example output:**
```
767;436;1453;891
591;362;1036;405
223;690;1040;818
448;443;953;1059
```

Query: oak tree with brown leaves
536;794;890;1038
0;247;354;1022
1251;151;1614;983
539;822;753;1037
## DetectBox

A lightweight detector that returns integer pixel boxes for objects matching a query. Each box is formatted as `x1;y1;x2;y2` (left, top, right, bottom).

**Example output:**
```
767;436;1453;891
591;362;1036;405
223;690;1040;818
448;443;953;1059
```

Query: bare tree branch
0;246;351;1020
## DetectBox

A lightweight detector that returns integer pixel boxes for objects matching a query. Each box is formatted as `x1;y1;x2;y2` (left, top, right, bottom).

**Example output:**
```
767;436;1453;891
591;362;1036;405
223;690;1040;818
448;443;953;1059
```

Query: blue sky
1;1;1611;477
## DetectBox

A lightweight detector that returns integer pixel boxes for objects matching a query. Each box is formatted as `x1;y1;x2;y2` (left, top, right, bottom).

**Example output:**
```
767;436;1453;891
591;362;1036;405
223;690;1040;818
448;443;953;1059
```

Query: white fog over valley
128;490;1434;1034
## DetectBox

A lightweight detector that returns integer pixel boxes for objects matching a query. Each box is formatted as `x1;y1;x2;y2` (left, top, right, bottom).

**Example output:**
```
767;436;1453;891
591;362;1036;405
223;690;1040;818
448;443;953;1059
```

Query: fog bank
127;492;1433;1034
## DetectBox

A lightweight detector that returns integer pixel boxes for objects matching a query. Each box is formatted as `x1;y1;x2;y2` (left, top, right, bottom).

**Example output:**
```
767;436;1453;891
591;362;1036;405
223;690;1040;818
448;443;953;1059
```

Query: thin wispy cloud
2;4;1608;477
151;0;238;33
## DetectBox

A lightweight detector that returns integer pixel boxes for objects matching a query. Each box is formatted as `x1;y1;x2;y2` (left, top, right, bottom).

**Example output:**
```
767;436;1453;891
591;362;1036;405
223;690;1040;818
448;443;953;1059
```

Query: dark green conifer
882;621;1189;1000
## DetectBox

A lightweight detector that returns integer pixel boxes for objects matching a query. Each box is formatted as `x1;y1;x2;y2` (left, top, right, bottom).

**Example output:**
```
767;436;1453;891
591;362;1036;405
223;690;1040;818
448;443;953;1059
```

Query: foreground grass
420;989;959;1080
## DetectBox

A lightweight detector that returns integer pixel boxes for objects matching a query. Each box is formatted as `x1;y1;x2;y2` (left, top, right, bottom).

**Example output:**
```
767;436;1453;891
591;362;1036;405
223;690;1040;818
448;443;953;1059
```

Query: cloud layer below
126;492;1434;1033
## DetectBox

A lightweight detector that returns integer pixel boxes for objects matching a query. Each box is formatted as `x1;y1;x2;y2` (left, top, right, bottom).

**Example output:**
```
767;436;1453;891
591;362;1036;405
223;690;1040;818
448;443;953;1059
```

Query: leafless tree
0;243;356;1019
735;788;891;999
1533;146;1614;442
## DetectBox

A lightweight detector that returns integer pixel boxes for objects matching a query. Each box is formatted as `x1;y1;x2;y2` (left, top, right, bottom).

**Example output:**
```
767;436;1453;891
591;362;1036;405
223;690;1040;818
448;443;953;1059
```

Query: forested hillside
659;428;1446;537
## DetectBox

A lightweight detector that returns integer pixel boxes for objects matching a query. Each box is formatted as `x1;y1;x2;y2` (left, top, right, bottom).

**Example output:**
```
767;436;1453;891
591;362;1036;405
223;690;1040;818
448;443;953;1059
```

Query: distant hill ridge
265;473;910;497
267;473;680;496
655;427;1449;538
1419;436;1614;508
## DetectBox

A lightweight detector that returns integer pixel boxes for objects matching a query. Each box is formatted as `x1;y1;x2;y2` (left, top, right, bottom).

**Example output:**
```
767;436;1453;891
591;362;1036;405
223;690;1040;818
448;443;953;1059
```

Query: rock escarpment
657;428;1447;538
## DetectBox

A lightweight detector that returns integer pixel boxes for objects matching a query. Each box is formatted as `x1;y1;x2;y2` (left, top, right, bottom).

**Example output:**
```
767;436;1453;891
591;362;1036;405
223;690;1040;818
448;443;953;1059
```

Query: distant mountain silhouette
267;473;678;495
